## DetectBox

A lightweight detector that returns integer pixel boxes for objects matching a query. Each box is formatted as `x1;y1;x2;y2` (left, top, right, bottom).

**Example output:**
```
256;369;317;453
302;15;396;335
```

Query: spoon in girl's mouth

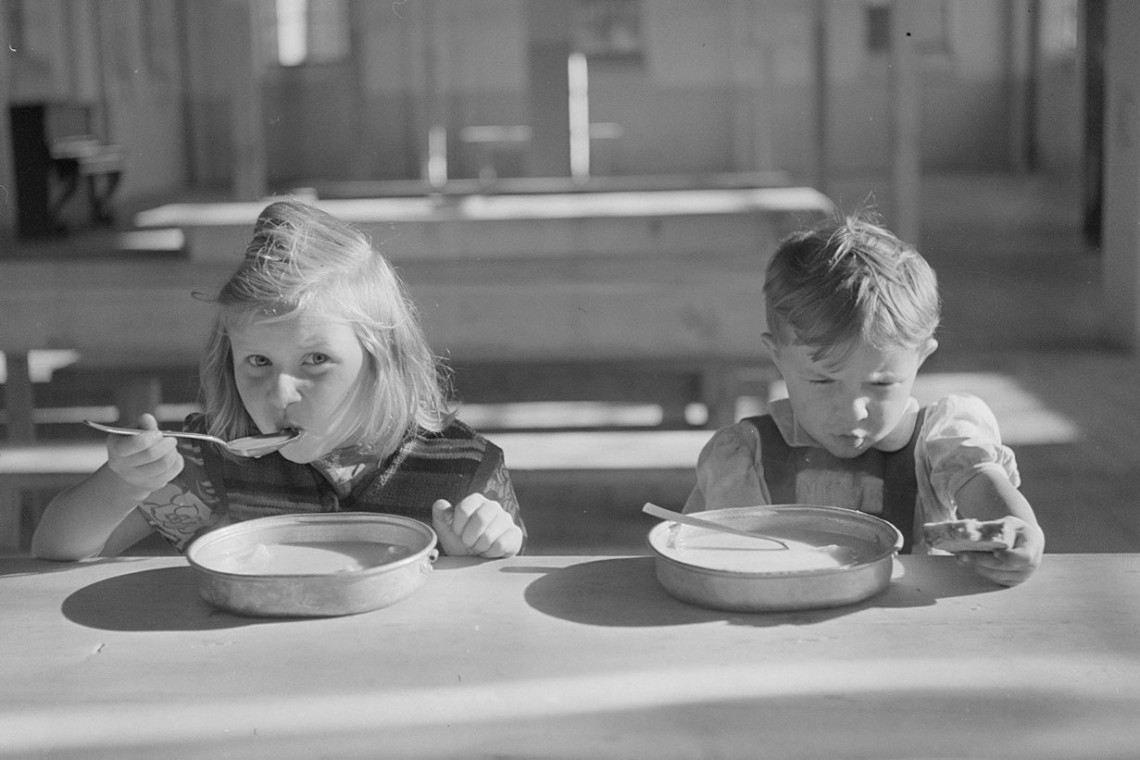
83;421;303;458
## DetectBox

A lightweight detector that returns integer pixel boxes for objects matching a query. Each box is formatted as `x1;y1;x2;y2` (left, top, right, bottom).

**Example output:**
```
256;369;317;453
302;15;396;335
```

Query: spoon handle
642;503;789;550
83;420;220;445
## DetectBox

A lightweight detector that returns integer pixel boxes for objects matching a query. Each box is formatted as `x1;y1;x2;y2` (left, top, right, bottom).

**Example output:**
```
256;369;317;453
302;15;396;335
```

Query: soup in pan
659;525;876;573
210;540;414;575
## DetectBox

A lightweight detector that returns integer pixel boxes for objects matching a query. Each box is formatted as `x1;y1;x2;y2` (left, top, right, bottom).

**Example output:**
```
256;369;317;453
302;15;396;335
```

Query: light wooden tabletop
2;553;1138;759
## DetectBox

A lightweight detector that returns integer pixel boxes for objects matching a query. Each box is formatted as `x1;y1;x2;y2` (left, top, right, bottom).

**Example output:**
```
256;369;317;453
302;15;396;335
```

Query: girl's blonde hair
198;200;451;458
763;211;940;363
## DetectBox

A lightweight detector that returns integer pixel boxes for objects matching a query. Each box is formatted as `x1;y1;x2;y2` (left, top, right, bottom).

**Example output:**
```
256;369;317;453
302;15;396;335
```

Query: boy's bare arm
954;468;1036;524
949;469;1044;586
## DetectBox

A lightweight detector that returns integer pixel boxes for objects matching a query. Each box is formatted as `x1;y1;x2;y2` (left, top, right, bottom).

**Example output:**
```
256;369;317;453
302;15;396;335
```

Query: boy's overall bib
746;409;926;554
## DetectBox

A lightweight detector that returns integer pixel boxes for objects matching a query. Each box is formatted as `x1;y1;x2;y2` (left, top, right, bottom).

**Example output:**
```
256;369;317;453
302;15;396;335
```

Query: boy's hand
956;516;1044;587
104;414;184;501
432;494;523;558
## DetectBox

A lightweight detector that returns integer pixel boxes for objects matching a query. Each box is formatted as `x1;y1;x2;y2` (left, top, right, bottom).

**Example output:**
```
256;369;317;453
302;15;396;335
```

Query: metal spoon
83;420;303;458
643;503;790;550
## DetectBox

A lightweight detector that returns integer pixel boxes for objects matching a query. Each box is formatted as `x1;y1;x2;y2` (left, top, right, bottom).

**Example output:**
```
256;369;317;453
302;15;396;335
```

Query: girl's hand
104;413;184;501
432;494;523;558
956;516;1044;587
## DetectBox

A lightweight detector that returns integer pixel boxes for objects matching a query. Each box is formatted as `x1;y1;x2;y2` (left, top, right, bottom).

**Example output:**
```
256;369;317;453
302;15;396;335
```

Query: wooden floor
5;171;1138;555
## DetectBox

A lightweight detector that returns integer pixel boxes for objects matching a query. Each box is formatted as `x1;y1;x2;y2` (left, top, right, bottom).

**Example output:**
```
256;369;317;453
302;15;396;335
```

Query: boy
685;214;1043;586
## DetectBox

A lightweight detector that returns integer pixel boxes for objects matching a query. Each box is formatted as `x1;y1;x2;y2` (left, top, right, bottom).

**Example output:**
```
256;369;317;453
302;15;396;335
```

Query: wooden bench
0;442;105;551
132;186;832;263
2;185;828;440
87;186;825;432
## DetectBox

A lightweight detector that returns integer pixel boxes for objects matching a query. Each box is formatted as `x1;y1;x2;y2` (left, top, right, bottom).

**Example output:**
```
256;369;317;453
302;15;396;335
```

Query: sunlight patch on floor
458;401;664;430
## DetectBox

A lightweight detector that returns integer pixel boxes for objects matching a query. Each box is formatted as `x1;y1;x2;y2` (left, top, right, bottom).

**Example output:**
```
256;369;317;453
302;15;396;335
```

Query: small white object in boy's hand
922;518;1014;553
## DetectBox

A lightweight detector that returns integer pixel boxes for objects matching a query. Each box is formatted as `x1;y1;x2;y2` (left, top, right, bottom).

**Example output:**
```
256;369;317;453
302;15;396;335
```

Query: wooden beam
1082;0;1108;244
1102;0;1140;349
889;0;921;246
1002;0;1041;172
812;0;829;195
525;0;573;178
3;353;36;443
230;0;267;200
0;3;15;240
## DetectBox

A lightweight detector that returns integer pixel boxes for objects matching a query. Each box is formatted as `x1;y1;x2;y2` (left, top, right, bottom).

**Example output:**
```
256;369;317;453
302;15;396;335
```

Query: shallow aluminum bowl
647;504;903;612
186;512;438;618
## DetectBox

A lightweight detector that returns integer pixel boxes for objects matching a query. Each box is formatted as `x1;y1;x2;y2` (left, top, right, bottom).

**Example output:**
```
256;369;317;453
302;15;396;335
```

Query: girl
685;212;1044;586
33;200;525;560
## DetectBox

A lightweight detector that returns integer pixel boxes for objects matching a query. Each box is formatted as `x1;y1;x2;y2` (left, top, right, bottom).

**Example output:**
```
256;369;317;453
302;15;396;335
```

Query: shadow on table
0;555;180;579
61;566;287;631
514;557;1004;628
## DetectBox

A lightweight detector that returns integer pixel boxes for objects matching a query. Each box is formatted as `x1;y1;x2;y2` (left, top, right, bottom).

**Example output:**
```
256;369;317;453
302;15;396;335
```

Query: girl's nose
268;373;303;408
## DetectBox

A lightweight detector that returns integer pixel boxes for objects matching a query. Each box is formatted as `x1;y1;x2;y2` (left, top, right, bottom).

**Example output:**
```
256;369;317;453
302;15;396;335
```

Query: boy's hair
763;212;940;363
198;199;451;458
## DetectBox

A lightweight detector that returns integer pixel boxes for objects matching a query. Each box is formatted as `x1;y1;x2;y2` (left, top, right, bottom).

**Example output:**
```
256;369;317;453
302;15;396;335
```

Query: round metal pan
186;512;438;617
647;504;903;612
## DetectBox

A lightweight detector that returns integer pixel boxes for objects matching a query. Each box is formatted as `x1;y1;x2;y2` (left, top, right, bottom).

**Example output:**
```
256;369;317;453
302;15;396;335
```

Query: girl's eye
245;355;270;367
305;352;330;366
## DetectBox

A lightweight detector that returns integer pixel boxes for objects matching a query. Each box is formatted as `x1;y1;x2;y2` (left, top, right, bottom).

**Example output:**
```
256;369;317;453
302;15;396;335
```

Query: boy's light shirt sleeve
916;392;1020;525
684;422;767;513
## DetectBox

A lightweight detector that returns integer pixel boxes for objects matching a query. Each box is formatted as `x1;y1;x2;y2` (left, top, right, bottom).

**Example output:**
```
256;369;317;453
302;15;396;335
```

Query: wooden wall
0;0;1090;233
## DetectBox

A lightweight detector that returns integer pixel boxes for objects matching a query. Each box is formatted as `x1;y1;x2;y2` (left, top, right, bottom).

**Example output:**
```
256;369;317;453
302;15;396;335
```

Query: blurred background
1;0;1139;555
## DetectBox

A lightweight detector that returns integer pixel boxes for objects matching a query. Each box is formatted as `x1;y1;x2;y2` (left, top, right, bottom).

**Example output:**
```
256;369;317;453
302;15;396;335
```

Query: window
866;4;891;53
4;0;27;53
272;0;349;67
141;2;175;80
3;0;52;68
574;0;642;61
865;1;955;57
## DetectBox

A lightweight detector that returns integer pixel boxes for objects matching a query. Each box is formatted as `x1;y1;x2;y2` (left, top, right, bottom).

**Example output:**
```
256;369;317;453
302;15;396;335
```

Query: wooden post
115;377;163;427
3;353;36;443
1082;0;1107;245
1006;0;1032;172
525;0;573;178
0;4;15;240
889;0;921;246
231;0;267;200
812;0;828;195
422;0;451;188
1102;0;1140;349
729;0;775;173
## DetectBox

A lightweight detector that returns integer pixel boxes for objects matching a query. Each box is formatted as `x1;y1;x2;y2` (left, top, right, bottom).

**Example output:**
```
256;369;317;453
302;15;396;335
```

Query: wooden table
1;553;1137;759
132;187;832;262
5;187;832;439
0;248;778;439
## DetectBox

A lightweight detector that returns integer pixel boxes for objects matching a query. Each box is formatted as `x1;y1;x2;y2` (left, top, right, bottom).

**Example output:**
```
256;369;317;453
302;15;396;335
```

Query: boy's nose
839;396;870;423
